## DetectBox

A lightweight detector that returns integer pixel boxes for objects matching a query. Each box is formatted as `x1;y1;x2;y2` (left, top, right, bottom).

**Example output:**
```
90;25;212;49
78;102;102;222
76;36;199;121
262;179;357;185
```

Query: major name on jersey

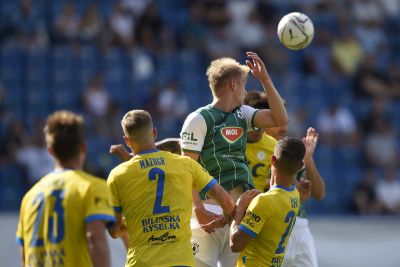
139;157;165;169
221;127;243;143
142;215;181;233
28;248;65;267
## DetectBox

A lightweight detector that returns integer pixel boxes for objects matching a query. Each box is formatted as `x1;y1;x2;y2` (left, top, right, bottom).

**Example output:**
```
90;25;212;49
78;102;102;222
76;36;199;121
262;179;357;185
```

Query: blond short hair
206;57;249;95
44;110;84;162
121;110;153;140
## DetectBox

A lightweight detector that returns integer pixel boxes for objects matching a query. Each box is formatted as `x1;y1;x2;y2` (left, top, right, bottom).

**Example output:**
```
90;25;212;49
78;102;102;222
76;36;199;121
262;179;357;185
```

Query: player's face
247;128;264;143
265;125;288;140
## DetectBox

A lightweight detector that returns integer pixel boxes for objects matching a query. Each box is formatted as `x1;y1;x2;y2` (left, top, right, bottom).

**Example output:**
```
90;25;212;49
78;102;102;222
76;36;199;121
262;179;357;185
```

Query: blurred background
0;0;399;266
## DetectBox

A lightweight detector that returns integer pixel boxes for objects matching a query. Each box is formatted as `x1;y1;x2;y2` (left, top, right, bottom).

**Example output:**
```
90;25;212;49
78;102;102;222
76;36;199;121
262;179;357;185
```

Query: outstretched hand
110;144;132;162
245;51;270;83
297;179;311;203
236;189;261;211
200;215;226;233
302;127;319;159
195;208;223;233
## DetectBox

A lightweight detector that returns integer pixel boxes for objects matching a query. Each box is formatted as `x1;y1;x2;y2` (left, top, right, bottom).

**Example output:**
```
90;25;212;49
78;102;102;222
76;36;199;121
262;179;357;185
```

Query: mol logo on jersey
221;127;243;144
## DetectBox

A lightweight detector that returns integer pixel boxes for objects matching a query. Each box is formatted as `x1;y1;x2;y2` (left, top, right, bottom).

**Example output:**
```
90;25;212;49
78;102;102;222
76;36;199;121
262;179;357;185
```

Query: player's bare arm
303;127;325;200
230;189;261;252
110;144;131;162
183;150;221;231
205;183;236;222
297;179;312;203
86;220;111;267
107;212;128;239
246;51;288;129
19;247;24;267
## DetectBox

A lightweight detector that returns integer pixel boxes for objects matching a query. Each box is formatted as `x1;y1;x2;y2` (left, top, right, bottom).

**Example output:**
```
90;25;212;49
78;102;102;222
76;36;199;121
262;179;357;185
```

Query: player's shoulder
108;160;132;182
74;170;108;189
184;108;207;123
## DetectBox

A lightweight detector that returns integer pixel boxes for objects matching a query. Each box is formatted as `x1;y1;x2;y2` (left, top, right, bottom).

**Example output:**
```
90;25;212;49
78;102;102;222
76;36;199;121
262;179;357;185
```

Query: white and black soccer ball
277;12;314;50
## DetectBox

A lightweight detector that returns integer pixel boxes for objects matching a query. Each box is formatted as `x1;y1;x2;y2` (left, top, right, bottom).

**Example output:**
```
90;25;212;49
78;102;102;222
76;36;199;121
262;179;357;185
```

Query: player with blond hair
180;51;288;267
16;111;115;267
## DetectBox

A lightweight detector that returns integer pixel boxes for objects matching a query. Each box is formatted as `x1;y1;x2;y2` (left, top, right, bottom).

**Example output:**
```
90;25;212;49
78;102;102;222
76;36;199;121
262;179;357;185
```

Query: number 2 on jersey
275;210;296;254
30;190;65;247
148;168;170;214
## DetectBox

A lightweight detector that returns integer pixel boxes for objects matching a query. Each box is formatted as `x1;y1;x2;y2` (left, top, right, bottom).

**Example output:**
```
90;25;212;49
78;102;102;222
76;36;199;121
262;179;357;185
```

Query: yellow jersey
107;149;216;267
246;133;276;191
16;169;115;267
238;185;300;267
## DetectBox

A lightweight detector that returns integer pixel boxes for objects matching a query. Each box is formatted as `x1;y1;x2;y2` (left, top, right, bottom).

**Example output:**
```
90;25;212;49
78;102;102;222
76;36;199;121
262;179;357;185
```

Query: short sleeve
189;158;217;194
180;112;207;152
240;105;258;132
16;198;25;246
239;195;272;237
107;172;122;213
85;181;115;224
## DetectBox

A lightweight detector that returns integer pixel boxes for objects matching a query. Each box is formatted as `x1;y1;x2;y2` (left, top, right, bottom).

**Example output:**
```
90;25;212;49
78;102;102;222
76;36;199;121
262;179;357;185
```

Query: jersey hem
250;109;259;130
16;236;24;246
200;179;218;195
239;224;257;238
85;214;116;223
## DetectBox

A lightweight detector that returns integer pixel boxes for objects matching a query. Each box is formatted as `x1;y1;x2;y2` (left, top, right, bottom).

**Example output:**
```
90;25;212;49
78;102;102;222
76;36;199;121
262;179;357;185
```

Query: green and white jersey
180;104;258;193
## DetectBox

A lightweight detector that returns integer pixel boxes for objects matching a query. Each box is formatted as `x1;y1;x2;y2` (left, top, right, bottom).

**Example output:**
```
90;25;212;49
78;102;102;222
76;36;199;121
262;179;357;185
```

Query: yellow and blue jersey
238;185;300;267
16;169;115;267
107;149;217;267
246;133;276;191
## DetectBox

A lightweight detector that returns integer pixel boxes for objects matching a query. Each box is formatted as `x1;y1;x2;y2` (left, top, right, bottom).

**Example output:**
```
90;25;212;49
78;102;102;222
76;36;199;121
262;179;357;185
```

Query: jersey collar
136;149;160;155
271;184;296;192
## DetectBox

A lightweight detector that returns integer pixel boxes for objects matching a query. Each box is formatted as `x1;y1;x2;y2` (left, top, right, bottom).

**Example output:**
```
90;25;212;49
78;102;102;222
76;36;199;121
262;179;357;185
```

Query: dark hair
274;137;305;177
244;91;270;109
44;110;84;162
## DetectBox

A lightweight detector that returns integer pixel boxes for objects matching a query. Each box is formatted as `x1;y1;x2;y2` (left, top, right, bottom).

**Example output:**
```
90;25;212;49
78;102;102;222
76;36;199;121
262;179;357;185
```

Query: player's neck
131;142;157;156
211;98;239;113
271;172;295;189
54;159;83;171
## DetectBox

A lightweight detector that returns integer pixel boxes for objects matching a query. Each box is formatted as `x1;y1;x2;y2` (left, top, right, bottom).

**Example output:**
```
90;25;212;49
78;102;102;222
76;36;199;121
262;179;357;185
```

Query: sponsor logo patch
221;127;243;144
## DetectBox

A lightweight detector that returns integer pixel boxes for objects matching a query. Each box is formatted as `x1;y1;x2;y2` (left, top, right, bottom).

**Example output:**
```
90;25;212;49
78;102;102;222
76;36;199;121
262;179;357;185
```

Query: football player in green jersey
180;52;288;267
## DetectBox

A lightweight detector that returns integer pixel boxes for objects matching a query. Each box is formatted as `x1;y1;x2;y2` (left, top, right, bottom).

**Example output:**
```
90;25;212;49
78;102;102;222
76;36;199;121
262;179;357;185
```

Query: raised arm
86;221;111;267
246;51;288;129
303;127;325;200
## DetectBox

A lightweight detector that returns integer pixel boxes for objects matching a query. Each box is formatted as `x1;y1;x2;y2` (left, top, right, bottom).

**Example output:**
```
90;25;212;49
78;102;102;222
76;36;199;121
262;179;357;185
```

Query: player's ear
47;146;56;158
271;155;277;167
153;127;157;140
123;135;130;147
229;79;237;91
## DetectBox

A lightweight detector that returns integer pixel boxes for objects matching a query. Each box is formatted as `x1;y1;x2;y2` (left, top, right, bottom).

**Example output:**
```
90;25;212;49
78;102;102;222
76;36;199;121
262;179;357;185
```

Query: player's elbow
230;241;244;253
230;236;245;253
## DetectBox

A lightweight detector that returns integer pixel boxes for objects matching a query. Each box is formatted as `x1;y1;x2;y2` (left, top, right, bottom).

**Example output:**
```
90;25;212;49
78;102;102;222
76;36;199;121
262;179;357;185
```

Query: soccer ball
277;12;314;50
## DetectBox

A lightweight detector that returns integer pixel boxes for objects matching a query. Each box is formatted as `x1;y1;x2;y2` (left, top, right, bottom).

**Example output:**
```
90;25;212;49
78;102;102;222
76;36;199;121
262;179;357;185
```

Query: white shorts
191;204;239;267
282;217;318;267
